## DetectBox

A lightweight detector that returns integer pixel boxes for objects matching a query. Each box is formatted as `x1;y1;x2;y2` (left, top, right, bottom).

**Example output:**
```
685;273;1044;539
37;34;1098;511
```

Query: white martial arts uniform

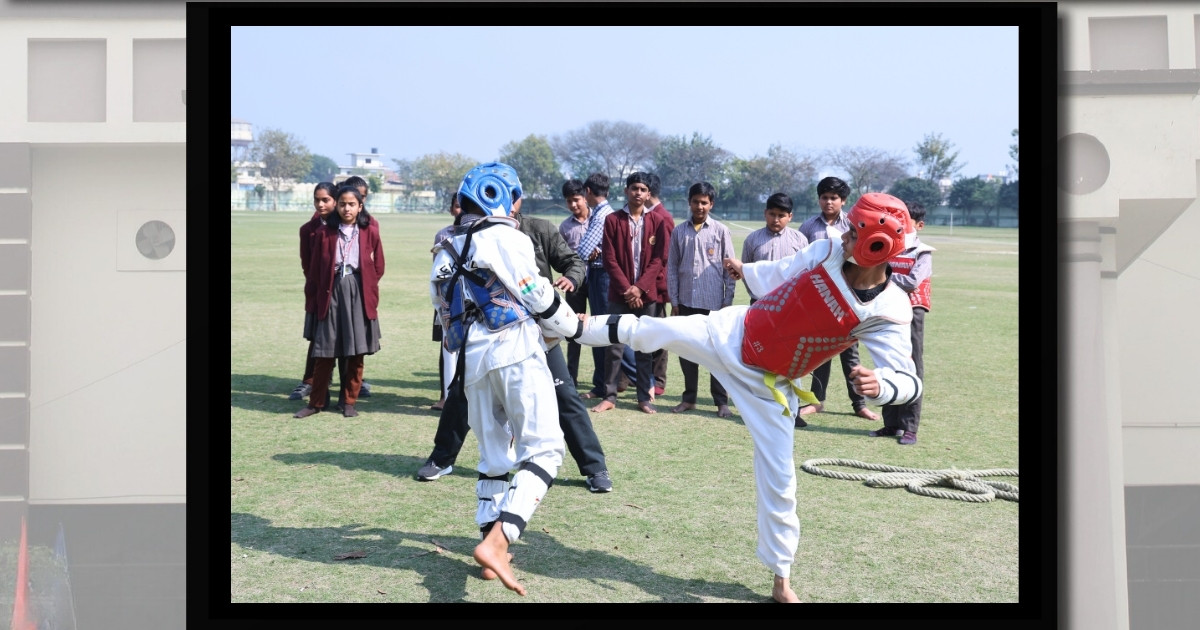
582;235;921;578
431;214;570;543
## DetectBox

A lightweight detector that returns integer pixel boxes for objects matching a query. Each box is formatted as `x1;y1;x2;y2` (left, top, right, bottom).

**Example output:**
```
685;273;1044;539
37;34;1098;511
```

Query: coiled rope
800;458;1019;503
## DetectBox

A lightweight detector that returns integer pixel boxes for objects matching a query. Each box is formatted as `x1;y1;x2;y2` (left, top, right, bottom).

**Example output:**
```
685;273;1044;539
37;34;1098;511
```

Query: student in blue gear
430;162;586;595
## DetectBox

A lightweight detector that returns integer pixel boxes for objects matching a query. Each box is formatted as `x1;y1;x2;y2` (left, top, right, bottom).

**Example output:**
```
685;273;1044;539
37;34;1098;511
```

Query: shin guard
498;461;556;543
475;474;509;534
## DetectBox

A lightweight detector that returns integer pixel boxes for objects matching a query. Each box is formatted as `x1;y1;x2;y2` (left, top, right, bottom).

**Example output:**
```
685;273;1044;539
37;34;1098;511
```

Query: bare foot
716;404;732;418
591;400;616;413
474;527;525;595
773;575;800;603
670;402;695;413
854;407;880;421
637;401;657;414
480;552;514;580
798;403;824;416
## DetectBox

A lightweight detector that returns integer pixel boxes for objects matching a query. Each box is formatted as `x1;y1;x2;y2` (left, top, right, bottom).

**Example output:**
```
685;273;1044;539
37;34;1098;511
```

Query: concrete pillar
1060;219;1120;629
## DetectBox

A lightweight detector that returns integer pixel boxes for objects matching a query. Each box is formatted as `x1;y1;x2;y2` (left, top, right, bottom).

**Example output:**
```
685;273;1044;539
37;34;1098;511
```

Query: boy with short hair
593;171;670;414
666;181;736;418
574;192;923;603
646;172;674;397
558;179;591;386
431;162;585;595
741;192;811;425
576;173;616;400
741;192;809;302
796;176;875;421
876;201;934;445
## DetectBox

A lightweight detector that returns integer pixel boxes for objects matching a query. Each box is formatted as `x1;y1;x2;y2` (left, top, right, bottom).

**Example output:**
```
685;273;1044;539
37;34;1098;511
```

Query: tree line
238;122;1018;221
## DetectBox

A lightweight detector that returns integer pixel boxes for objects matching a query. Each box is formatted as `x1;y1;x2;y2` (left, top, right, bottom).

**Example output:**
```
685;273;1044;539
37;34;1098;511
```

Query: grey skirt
303;311;318;341
311;272;382;358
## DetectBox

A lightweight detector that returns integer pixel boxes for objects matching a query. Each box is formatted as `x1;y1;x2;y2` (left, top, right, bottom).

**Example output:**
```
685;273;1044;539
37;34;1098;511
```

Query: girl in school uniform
291;181;339;403
294;185;385;418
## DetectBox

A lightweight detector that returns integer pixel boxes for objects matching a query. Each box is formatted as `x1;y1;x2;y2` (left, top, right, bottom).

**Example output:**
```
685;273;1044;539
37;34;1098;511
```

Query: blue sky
231;26;1018;178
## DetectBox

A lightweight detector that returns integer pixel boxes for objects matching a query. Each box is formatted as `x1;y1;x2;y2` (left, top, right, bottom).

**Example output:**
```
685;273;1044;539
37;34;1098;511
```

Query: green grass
230;211;1019;603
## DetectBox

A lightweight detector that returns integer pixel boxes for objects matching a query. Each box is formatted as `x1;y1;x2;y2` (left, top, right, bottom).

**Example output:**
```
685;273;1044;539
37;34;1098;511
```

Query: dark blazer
307;216;385;321
299;211;322;313
649;203;676;303
602;207;669;303
516;212;586;291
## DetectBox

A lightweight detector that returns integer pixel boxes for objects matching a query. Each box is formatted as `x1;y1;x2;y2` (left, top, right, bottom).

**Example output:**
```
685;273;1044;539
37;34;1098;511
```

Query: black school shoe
294;405;320;418
868;426;903;438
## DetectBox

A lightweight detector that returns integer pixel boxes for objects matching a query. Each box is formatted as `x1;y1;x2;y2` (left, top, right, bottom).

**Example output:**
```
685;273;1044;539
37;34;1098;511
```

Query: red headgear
845;193;908;267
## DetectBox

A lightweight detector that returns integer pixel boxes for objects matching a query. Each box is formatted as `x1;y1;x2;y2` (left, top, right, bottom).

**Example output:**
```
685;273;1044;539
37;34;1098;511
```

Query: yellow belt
764;372;819;417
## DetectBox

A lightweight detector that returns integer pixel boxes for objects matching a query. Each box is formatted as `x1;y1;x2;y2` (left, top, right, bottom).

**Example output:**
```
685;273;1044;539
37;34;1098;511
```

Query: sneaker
899;430;918;445
360;381;372;397
869;426;903;438
586;470;613;493
288;382;312;400
416;459;453;481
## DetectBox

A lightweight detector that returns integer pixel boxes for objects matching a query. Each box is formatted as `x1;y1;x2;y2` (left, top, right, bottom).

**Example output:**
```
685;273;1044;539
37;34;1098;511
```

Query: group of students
290;175;383;419
283;161;934;602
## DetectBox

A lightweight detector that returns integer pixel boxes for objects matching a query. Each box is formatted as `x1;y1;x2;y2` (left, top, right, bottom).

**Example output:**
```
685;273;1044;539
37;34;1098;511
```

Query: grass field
229;210;1019;604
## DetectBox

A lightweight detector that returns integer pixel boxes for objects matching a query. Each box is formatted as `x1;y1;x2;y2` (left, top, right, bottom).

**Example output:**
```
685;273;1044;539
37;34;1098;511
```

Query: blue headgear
457;162;523;218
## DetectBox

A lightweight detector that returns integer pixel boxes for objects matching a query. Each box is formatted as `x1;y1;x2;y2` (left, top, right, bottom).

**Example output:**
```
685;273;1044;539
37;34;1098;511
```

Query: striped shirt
797;211;851;244
740;226;809;300
666;218;736;310
558;213;589;251
577;199;613;268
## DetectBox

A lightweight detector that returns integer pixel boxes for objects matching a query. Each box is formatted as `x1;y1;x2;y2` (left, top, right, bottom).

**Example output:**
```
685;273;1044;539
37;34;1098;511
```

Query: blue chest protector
436;220;531;353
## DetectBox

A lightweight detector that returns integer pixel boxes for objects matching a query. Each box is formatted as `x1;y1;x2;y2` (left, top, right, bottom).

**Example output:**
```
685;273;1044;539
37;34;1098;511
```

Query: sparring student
877;200;935;445
430;162;586;596
574;192;923;603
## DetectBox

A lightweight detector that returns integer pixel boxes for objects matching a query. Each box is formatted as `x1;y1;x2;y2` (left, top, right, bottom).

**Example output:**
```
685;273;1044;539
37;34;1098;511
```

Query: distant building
230;117;252;161
340;147;388;176
230;117;264;190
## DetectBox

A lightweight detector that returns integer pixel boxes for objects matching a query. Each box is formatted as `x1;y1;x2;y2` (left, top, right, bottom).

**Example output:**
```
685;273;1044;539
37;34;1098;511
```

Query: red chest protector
741;264;861;380
889;254;932;311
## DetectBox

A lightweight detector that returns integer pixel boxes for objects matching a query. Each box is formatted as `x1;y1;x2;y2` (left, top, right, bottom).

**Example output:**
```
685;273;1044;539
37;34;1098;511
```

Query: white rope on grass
800;458;1019;503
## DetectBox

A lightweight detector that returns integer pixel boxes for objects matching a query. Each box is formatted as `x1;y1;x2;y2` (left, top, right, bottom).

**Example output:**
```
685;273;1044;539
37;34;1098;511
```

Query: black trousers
809;343;867;410
604;300;657;403
428;342;608;476
564;282;588;386
882;307;925;433
673;303;729;406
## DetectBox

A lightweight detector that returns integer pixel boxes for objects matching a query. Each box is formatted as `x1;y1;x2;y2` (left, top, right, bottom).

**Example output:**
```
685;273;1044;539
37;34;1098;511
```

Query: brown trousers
310;354;364;408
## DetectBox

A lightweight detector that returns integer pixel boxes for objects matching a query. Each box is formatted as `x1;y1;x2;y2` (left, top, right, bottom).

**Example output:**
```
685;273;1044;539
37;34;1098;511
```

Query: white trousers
441;345;458;398
623;308;801;578
467;353;565;541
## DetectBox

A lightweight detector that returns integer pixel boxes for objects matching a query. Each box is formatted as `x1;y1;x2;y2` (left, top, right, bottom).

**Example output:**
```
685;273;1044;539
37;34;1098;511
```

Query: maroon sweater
299;211;323;313
602;207;670;304
648;202;675;303
306;217;385;321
